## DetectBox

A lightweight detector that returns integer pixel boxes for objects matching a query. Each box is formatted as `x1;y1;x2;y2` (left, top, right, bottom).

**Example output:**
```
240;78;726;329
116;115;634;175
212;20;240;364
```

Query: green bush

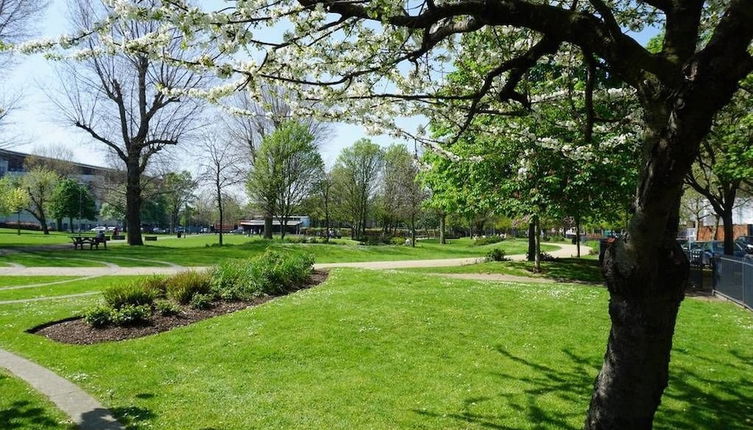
103;281;157;310
141;276;168;297
83;306;113;328
473;236;505;246
166;270;212;304
210;260;259;301
111;304;152;326
249;251;314;295
391;237;407;245
487;248;508;262
190;293;214;310
155;300;181;316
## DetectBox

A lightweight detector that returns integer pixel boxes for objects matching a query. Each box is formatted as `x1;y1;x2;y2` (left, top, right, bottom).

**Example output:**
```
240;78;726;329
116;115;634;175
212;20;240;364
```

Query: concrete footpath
0;243;580;276
0;348;123;430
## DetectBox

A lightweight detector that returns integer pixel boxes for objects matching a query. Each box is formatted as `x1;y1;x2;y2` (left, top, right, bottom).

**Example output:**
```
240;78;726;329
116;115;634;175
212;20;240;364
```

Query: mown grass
0;270;751;429
0;236;558;267
0;228;74;247
406;258;604;283
0;276;148;302
0;276;77;288
0;369;75;429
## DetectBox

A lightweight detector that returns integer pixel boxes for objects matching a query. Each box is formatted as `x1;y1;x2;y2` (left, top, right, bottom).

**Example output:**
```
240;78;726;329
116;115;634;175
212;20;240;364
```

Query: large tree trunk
527;220;535;262
410;213;416;247
439;213;446;244
263;215;273;239
125;157;143;246
217;189;224;247
585;92;717;427
533;215;541;272
721;210;735;255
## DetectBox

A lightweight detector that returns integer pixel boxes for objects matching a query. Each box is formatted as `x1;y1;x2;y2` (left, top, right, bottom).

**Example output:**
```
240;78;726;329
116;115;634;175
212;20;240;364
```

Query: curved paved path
0;349;124;430
0;242;580;276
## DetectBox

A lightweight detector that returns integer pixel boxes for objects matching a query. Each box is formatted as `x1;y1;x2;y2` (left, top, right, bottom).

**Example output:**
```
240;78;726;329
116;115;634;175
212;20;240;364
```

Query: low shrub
190;293;214;310
474;236;505;246
110;304;151;326
248;251;314;295
487;248;509;262
155;300;181;316
210;260;258;301
141;276;168;297
166;270;212;304
83;306;113;328
103;281;157;310
391;237;407;245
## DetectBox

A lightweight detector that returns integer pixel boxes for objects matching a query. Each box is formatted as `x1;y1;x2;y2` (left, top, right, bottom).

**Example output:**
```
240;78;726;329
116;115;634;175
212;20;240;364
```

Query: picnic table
70;235;108;250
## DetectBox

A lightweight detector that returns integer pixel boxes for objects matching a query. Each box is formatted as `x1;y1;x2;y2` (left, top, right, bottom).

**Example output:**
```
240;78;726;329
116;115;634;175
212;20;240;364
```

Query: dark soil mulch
31;270;329;345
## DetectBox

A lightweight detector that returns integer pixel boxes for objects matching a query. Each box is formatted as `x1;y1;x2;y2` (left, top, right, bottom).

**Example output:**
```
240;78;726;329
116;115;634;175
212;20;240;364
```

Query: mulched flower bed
30;270;328;345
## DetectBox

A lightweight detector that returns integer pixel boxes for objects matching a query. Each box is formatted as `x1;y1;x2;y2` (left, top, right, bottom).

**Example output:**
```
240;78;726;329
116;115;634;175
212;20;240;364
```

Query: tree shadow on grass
413;346;753;429
0;400;74;429
109;403;157;429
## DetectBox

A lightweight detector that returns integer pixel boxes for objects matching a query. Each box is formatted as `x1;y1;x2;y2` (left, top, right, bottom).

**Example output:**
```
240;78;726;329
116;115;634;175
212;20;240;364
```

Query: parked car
91;226;107;232
690;240;746;266
200;227;211;233
152;227;167;234
230;228;245;234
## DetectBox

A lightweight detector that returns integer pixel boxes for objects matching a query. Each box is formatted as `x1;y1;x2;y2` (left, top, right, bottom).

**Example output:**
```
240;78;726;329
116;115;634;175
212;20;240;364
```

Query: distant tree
99;202;125;226
382;144;427;246
0;176;29;235
331;139;383;240
23;146;77;177
685;87;753;255
53;0;203;245
20;168;58;234
315;168;334;243
50;179;97;233
197;133;245;246
247;121;322;239
162;171;197;233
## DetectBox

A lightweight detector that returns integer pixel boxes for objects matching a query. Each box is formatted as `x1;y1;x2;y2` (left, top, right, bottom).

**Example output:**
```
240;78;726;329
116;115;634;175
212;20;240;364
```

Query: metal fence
713;256;753;310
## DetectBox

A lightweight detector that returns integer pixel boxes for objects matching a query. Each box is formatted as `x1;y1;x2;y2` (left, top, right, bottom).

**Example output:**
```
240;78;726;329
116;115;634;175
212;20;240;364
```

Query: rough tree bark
527;220;535;262
263;215;273;239
125;155;143;246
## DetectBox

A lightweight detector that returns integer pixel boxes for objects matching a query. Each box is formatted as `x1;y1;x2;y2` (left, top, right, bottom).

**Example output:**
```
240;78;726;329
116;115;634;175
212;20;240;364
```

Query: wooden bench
144;236;158;241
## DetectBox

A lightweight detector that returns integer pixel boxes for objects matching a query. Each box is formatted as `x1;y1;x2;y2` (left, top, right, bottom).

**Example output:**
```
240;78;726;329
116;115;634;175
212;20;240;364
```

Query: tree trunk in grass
721;210;734;255
527;220;535;262
585;76;744;426
125;156;143;246
533;215;541;273
576;215;581;258
439;213;446;244
263;215;273;239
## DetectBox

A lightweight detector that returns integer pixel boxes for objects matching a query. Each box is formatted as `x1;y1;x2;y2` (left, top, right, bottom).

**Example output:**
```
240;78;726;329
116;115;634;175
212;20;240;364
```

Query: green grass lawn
0;228;75;247
0;276;145;302
0;276;77;288
0;236;558;267
406;258;604;283
0;270;751;429
0;369;75;429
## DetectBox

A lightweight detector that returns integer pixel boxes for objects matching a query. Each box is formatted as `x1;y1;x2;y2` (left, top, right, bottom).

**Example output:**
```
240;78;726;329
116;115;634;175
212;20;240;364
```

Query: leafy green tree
0;176;30;235
248;121;323;239
50;179;97;233
20;168;59;234
331;139;384;240
162;171;197;234
685;84;753;254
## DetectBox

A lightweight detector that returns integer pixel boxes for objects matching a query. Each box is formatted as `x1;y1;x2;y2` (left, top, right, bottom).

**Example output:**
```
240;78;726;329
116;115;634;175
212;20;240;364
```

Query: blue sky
2;0;657;171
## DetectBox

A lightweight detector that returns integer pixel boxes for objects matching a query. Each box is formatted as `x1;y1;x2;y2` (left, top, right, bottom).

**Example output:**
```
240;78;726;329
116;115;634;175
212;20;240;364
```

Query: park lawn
0;228;75;247
0;270;751;429
0;237;559;267
0;276;77;288
0;276;146;302
405;258;604;283
0;369;76;429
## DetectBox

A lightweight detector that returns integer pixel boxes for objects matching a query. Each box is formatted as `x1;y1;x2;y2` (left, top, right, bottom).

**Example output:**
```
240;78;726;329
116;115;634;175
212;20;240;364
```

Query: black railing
713;256;753;311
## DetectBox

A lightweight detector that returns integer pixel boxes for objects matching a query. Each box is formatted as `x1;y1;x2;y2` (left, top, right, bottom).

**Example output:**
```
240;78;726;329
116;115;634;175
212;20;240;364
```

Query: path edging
0;348;124;430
